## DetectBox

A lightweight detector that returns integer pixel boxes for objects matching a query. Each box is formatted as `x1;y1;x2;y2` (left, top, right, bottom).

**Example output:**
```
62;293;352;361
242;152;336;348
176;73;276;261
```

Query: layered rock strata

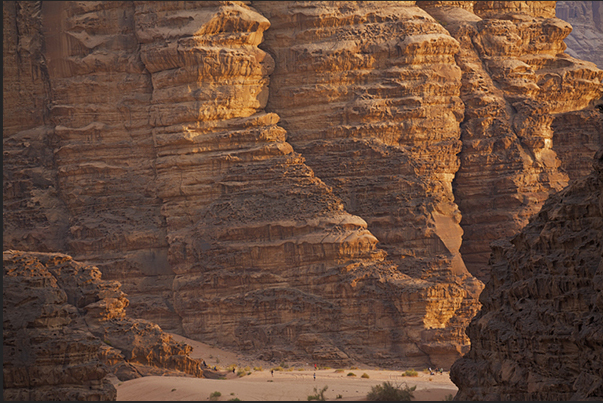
4;0;602;372
3;250;203;402
418;1;603;282
132;0;479;368
3;1;70;253
450;148;603;401
40;1;177;331
253;0;483;364
556;1;603;69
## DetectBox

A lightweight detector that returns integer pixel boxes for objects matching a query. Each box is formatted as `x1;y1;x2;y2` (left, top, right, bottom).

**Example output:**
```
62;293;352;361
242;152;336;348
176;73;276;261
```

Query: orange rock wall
3;0;602;372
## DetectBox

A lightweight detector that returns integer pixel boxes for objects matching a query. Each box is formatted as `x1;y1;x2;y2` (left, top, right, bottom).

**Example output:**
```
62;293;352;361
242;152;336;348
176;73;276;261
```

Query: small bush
443;393;454;401
335;369;344;373
236;370;246;377
347;372;356;377
253;366;263;371
366;381;416;401
171;388;176;392
280;361;289;368
273;366;284;372
336;394;343;399
307;385;328;401
361;373;370;379
402;369;418;377
350;366;359;370
209;391;222;401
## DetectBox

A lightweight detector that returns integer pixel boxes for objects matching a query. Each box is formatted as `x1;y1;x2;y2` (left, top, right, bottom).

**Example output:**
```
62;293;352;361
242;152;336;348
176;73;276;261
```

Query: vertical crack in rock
40;1;177;332
418;1;603;283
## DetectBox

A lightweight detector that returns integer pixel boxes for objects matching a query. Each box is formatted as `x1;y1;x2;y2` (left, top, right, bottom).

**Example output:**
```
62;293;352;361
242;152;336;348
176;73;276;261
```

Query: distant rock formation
556;1;603;69
450;148;603;401
2;0;602;371
3;250;203;401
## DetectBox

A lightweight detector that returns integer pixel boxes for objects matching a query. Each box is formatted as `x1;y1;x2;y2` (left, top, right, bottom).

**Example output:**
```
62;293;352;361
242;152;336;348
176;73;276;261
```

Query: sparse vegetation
366;381;416;401
280;361;289;368
171;388;176;392
103;339;113;346
307;385;329;401
347;372;356;377
236;369;246;377
401;369;418;377
272;366;284;372
253;366;263;371
361;373;370;379
443;393;454;401
335;369;344;373
350;366;359;370
336;394;343;399
228;399;241;402
423;368;431;374
209;391;222;401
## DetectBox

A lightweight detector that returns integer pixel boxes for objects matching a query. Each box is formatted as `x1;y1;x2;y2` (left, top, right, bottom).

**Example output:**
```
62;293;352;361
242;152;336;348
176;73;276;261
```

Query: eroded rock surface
3;0;602;373
3;250;203;401
450;148;603;401
418;1;603;282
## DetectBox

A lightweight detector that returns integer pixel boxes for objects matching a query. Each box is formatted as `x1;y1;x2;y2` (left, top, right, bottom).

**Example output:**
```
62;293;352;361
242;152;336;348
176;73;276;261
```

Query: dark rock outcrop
3;250;204;401
450;148;603;401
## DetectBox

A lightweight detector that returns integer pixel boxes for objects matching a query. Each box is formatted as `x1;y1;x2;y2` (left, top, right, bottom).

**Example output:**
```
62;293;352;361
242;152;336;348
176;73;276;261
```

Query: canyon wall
450;148;603;401
3;250;203;401
418;0;603;282
3;0;602;374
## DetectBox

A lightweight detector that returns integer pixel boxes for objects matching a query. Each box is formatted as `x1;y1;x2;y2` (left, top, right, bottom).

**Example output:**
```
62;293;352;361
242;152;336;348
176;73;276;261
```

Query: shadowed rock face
3;250;204;401
450;148;603;401
2;0;602;373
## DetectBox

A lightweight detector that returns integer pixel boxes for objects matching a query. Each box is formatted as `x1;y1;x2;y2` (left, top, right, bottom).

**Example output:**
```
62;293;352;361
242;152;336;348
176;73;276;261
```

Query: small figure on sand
232;367;235;374
314;363;317;370
313;372;316;381
271;369;274;377
440;368;444;375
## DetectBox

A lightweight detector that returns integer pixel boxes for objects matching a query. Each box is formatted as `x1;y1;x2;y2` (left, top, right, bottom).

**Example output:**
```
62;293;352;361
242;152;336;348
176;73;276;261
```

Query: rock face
418;1;603;282
2;0;602;372
3;250;204;401
450;148;603;401
556;1;603;69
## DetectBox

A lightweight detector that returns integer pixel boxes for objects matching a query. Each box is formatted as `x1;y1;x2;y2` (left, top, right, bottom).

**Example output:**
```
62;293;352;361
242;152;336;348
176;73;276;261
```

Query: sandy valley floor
115;334;458;401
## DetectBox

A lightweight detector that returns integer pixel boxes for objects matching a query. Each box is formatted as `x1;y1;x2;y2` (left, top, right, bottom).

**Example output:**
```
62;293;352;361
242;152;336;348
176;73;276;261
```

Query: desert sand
115;334;457;401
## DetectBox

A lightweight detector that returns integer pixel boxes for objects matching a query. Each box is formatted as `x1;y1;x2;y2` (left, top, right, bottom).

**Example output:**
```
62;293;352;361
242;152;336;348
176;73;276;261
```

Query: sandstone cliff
450;147;603;400
556;1;603;69
3;0;602;374
418;0;603;282
3;250;203;401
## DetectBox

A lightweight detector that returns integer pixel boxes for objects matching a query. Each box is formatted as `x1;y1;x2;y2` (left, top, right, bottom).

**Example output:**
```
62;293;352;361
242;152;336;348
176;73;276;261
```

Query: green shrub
361;373;370;379
347;372;356;377
253;366;263;371
402;369;418;377
366;381;416;401
336;394;343;399
307;385;328;401
209;391;222;401
335;369;344;373
443;393;454;401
